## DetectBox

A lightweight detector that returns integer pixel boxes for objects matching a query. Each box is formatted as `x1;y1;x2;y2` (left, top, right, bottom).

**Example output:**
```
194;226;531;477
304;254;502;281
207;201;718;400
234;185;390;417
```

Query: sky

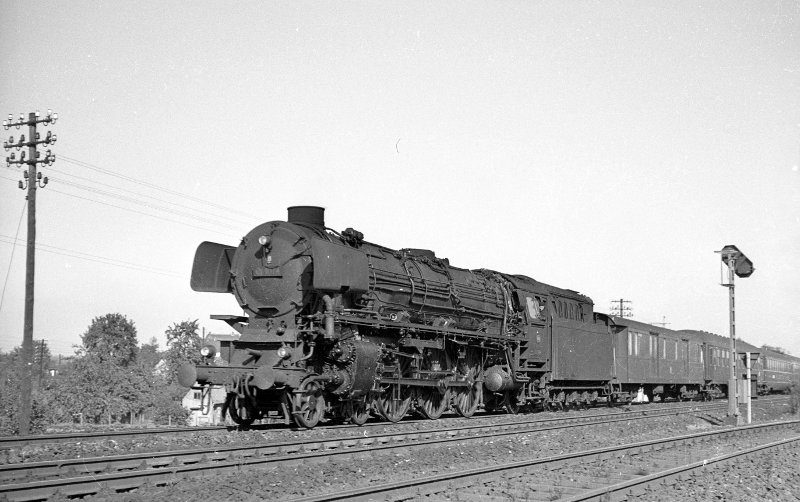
1;2;798;358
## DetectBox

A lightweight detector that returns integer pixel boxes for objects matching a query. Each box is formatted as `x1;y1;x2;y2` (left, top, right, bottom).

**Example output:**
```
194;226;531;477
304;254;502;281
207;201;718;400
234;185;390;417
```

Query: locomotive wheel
376;384;412;422
453;351;481;418
292;380;326;429
346;396;371;426
416;387;450;420
453;374;482;418
226;393;256;426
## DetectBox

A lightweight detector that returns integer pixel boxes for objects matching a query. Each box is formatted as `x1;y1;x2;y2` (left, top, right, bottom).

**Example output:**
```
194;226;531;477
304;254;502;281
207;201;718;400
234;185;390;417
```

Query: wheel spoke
417;387;449;420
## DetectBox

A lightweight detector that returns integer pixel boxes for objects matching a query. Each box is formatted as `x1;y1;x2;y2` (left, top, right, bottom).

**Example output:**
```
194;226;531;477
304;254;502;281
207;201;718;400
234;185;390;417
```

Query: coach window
628;332;633;356
699;347;704;364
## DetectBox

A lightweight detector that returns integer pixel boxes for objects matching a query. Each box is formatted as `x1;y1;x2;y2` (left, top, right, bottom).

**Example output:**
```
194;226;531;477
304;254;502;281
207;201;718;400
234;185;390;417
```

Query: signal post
716;245;754;425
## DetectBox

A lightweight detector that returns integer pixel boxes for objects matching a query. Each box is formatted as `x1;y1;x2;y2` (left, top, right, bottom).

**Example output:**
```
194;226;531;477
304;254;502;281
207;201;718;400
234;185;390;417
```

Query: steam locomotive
178;206;799;427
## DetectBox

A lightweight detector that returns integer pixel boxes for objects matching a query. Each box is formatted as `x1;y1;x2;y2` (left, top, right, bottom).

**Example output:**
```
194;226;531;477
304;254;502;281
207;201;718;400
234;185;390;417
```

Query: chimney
287;206;325;228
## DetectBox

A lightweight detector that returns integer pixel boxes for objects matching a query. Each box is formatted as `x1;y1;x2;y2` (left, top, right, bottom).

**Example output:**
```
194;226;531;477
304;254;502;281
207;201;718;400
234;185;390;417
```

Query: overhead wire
53;176;238;229
0;201;26;314
44;164;257;226
0;234;184;278
0;171;236;236
58;154;261;220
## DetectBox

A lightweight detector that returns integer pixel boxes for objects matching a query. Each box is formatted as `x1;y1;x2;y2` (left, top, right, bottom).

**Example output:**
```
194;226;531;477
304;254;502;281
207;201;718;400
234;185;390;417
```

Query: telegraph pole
610;298;632;318
3;110;57;435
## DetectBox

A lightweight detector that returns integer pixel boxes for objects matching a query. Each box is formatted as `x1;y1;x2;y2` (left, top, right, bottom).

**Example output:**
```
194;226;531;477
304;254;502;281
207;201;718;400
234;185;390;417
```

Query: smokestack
287;206;325;228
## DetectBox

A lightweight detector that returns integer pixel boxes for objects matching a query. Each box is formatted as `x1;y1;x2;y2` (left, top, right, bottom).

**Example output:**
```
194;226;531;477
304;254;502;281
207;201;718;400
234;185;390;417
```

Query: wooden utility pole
609;298;632;318
3;110;57;435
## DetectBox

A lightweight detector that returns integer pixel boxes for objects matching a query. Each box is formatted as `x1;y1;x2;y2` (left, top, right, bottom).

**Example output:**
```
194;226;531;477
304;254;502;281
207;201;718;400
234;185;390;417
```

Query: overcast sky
1;2;798;358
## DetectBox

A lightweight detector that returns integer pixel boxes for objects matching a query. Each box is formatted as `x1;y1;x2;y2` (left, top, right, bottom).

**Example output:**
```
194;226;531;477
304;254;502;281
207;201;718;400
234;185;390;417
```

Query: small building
181;332;239;426
182;386;228;425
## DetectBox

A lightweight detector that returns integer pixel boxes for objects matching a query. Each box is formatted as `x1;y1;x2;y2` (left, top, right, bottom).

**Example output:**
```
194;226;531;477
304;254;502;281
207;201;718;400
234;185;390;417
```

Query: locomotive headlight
258;235;270;246
200;344;217;359
276;346;290;359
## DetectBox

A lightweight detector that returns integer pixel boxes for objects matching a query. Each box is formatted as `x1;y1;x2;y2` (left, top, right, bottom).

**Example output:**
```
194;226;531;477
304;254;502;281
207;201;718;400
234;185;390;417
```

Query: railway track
0;402;730;501
6;396;782;448
288;419;800;501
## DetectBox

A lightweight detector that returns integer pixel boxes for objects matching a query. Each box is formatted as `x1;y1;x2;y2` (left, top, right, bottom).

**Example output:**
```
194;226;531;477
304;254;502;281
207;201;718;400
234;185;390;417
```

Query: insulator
35;132;40;140
23;170;28;179
18;180;23;190
35;151;40;159
37;171;42;180
20;151;25;160
42;176;48;186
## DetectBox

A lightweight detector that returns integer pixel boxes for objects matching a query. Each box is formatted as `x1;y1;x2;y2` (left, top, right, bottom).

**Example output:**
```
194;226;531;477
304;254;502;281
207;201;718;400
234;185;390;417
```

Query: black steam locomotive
179;206;799;427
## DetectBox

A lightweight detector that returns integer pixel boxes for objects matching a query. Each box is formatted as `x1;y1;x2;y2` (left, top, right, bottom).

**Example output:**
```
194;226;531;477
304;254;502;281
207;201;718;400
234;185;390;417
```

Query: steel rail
286;419;800;502
1;403;715;483
0;403;732;500
0;425;228;448
562;435;800;501
0;396;745;448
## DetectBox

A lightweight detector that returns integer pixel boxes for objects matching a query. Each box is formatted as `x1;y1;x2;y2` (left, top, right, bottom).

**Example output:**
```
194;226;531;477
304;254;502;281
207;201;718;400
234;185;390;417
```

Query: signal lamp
199;345;217;359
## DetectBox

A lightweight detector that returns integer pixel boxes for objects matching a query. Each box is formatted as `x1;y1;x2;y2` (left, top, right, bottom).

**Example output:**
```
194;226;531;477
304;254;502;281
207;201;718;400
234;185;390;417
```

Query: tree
81;313;138;366
0;348;55;434
138;337;162;370
164;320;203;385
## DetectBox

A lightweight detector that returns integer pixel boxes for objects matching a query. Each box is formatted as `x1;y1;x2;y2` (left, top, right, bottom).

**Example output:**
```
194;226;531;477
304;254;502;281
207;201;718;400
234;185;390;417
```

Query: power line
0;235;184;278
45;186;234;236
59;154;260;220
1;172;234;236
0;201;26;314
52;176;239;228
0;174;238;236
44;164;257;226
3;169;245;232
